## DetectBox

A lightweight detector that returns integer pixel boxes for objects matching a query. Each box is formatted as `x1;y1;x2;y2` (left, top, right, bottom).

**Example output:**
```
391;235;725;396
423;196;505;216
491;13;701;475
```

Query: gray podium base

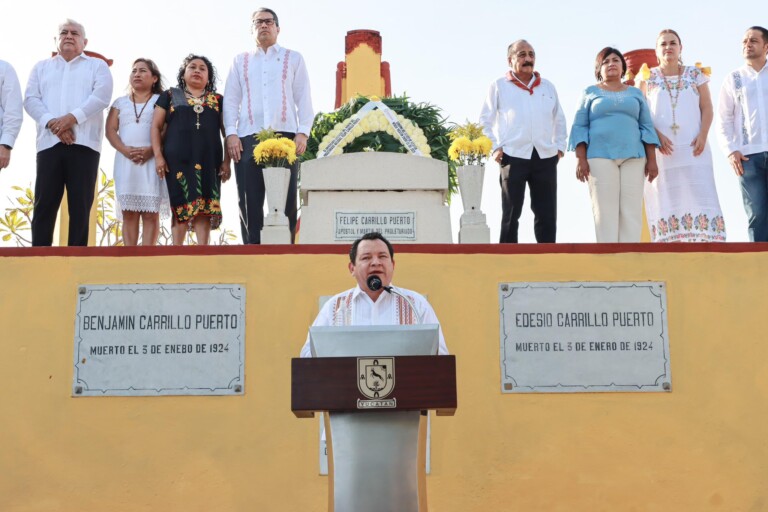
329;410;421;512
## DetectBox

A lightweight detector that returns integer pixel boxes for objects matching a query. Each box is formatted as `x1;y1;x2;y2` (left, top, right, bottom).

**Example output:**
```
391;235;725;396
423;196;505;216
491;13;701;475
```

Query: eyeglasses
253;18;276;27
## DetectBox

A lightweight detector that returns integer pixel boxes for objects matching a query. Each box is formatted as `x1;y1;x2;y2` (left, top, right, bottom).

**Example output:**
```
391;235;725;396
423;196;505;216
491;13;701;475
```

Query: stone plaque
334;211;416;241
73;284;245;396
499;282;670;393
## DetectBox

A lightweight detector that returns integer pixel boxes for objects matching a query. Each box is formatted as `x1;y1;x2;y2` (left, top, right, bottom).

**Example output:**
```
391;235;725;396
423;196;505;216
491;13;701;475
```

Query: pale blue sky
0;0;758;243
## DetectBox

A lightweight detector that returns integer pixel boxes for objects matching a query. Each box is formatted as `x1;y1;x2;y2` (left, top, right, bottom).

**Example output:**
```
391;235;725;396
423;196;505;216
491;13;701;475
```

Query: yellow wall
1;248;766;511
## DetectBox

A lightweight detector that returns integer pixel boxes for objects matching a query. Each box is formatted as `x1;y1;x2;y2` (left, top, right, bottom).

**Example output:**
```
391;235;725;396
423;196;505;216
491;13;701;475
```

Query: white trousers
587;157;646;243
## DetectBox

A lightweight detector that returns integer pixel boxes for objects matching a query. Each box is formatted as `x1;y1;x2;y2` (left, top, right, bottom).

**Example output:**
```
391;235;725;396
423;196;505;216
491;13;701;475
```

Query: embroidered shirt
479;74;567;159
23;53;113;153
717;61;768;156
223;44;314;138
300;285;449;358
0;60;23;148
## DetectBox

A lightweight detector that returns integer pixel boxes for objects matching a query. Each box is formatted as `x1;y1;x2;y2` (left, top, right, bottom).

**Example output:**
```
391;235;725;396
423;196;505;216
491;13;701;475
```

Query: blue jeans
739;151;768;242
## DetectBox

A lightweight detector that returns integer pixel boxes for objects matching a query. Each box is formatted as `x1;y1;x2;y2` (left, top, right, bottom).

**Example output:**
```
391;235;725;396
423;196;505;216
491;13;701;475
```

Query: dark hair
132;58;164;94
748;26;768;44
253;7;279;27
349;232;394;263
594;47;627;81
176;54;217;93
657;29;684;66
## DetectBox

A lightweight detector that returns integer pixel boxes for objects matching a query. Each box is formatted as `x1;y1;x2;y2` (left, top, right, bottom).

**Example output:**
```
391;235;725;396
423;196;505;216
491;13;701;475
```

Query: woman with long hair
151;54;231;245
105;58;168;245
640;29;726;242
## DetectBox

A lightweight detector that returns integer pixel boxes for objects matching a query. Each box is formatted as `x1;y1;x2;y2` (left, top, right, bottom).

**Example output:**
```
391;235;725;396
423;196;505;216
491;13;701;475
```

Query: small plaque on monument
334;211;416;241
499;282;671;393
72;284;245;397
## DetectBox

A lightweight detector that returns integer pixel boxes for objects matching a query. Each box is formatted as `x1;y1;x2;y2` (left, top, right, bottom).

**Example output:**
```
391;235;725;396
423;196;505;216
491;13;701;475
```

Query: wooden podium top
291;355;457;418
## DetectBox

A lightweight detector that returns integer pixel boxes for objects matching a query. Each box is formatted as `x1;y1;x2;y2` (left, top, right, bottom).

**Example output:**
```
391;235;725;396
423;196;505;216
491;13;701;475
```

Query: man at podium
300;232;448;357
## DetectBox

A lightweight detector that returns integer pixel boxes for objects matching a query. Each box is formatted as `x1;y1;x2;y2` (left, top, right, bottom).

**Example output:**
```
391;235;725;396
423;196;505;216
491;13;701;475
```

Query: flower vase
261;166;291;244
457;164;490;243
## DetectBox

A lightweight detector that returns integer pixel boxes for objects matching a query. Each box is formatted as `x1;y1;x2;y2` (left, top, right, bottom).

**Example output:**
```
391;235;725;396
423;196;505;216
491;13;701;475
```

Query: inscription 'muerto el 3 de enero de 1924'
499;282;671;393
73;284;245;397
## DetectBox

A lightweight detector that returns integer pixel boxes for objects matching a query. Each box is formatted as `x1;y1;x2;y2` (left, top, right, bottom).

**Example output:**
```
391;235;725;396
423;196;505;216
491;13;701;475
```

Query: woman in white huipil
105;58;168;246
640;30;726;242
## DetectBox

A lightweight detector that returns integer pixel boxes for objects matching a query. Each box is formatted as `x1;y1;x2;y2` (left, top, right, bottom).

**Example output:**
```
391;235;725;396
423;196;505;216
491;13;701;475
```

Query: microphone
365;275;422;324
367;275;386;292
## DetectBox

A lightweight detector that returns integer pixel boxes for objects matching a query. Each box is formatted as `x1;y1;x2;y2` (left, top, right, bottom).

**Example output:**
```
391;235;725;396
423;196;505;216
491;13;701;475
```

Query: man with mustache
224;7;314;244
24;19;113;246
300;232;447;358
480;39;566;243
717;26;768;241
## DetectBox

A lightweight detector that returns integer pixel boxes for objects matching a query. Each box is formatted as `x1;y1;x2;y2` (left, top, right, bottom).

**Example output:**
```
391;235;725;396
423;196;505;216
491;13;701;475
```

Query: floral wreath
317;98;431;158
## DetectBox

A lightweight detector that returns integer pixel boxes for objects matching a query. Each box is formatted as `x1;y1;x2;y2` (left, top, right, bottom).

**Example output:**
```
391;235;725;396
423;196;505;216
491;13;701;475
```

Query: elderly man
224;7;314;244
717;26;768;241
480;39;567;244
0;60;22;172
300;232;448;358
24;19;113;246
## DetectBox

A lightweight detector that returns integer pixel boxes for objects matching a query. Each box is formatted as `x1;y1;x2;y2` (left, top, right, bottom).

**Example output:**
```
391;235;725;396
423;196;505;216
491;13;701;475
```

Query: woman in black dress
151;54;231;245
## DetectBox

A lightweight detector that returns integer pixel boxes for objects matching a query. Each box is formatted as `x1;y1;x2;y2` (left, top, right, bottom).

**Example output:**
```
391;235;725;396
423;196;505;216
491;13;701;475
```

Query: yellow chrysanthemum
695;62;712;76
194;164;202;170
176;172;183;180
473;136;493;156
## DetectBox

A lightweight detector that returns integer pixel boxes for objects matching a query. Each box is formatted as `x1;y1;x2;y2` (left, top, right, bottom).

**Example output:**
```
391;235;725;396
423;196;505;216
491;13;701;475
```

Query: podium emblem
357;358;396;409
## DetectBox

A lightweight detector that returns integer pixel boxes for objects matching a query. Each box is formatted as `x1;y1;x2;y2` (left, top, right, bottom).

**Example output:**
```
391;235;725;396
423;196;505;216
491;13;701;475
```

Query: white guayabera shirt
24;53;113;153
300;285;449;358
717;61;768;156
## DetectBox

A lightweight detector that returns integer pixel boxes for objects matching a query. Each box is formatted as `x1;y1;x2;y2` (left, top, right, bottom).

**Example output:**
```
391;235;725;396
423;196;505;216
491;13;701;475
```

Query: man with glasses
224;7;314;244
480;39;566;244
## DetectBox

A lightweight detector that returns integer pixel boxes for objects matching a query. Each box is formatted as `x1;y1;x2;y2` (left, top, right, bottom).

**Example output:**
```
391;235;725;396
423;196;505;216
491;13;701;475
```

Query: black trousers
499;148;558;243
234;133;298;244
32;143;100;246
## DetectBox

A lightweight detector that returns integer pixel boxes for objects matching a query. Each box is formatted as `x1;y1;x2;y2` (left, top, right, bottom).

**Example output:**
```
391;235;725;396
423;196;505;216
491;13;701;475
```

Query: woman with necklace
569;47;660;243
151;54;231;245
640;29;726;242
106;58;168;246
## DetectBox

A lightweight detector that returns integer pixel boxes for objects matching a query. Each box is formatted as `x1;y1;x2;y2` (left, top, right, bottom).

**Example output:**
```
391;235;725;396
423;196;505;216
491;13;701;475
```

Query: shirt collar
53;52;88;63
256;43;282;56
743;60;768;75
352;284;396;305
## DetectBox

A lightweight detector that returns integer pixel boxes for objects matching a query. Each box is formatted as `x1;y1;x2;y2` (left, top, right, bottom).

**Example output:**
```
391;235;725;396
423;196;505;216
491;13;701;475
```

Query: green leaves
304;94;458;201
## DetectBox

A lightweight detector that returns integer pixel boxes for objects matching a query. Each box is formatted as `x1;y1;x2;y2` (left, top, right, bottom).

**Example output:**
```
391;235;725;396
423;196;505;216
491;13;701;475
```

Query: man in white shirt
0;60;22;172
480;40;566;243
224;8;314;244
24;19;113;246
300;232;448;358
717;26;768;241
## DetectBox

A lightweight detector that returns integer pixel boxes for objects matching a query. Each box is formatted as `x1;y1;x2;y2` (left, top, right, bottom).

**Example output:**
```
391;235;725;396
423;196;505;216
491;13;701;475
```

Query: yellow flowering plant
252;129;297;168
448;122;493;165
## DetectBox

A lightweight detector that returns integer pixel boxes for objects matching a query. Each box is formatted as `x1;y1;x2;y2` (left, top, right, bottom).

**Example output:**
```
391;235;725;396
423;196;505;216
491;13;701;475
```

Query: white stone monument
299;153;452;244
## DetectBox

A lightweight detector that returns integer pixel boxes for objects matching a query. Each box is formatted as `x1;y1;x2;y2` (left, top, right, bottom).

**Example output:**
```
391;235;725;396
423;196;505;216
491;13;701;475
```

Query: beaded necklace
185;88;206;130
131;92;152;124
659;65;683;135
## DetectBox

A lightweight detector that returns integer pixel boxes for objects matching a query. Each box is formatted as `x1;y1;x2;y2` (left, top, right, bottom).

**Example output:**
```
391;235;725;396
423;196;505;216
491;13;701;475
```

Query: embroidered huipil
300;285;449;358
23;53;113;153
0;60;23;148
479;75;567;158
223;44;313;138
717;61;768;156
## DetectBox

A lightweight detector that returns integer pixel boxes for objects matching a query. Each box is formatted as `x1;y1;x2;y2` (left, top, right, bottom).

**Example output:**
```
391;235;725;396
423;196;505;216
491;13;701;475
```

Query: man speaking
300;232;448;357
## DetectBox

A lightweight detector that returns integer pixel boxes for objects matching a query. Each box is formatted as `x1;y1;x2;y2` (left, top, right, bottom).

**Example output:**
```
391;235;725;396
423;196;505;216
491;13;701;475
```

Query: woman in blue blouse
569;47;661;242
